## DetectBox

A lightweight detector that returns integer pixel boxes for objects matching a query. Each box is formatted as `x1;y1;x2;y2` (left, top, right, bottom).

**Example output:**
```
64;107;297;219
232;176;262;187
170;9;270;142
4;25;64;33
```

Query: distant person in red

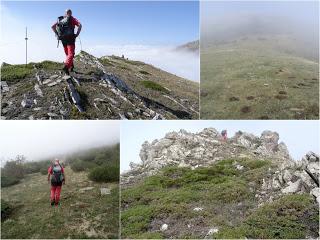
221;129;227;141
48;159;65;206
51;9;82;75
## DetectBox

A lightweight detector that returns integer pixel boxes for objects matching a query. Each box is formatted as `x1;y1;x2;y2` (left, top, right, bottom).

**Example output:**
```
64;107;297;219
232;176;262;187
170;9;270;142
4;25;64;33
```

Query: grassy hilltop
201;35;319;119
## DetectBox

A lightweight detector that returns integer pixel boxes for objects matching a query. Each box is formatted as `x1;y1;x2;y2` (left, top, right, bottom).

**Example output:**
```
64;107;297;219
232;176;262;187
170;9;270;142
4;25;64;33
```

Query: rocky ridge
1;51;199;120
122;128;319;203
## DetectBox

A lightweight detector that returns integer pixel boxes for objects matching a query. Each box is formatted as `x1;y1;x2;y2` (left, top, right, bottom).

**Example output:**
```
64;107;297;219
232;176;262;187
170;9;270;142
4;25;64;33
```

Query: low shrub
88;165;119;182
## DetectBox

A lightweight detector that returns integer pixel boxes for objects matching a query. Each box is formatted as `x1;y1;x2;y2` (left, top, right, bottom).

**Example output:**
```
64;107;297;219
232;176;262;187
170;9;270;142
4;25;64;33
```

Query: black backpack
51;164;64;186
56;16;74;39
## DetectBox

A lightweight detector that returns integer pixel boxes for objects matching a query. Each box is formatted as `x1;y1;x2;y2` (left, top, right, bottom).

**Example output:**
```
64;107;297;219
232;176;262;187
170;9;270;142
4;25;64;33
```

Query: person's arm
47;166;52;183
51;23;58;35
62;167;66;184
75;23;82;37
73;17;82;37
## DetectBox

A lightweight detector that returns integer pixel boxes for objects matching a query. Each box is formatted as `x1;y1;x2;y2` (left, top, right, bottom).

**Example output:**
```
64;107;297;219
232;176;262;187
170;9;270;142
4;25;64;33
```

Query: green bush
1;176;20;187
1;199;13;221
88;165;119;182
140;80;169;93
70;159;97;172
40;167;49;175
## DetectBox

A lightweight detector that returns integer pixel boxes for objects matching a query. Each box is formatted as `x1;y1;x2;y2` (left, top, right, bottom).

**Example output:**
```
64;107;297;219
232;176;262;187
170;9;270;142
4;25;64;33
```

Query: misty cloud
87;44;199;81
0;121;120;165
201;1;319;61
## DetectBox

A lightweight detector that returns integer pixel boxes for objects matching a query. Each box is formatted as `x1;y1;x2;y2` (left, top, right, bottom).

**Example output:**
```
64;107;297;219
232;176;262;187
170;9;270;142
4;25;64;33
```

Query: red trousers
50;185;62;203
63;44;75;69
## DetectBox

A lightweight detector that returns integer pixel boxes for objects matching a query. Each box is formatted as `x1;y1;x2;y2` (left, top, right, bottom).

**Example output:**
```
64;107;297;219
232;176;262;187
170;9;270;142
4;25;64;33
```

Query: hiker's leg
50;186;56;205
65;44;75;69
63;45;68;56
55;186;62;204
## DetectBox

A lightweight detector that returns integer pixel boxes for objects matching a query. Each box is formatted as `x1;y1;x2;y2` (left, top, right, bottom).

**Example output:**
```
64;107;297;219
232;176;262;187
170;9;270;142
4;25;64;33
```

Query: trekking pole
79;36;83;51
57;39;59;48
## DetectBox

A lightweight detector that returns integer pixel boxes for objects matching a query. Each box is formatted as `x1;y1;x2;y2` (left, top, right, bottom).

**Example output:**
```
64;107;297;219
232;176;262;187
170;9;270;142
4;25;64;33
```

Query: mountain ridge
1;51;199;120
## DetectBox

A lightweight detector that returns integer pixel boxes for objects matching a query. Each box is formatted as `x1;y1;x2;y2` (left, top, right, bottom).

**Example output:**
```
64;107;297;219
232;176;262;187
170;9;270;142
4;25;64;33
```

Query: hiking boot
51;201;55;206
70;64;74;72
62;65;70;75
55;201;60;206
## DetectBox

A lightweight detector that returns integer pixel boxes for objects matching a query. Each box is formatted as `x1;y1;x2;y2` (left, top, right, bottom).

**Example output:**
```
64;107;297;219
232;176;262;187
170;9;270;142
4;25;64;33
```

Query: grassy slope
1;167;119;239
98;56;199;115
201;36;319;119
121;159;319;239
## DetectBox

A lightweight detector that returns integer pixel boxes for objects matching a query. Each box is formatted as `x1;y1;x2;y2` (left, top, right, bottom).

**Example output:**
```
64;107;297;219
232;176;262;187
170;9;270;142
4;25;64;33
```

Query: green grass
139;70;151;75
111;56;145;66
34;60;63;70
201;35;319;119
121;158;282;239
1;64;34;82
216;194;319;239
140;80;169;93
1;167;119;239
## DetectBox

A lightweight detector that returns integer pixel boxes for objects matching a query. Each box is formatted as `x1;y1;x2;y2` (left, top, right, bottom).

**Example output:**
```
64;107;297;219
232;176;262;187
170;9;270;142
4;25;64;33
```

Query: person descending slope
48;159;66;206
51;9;82;75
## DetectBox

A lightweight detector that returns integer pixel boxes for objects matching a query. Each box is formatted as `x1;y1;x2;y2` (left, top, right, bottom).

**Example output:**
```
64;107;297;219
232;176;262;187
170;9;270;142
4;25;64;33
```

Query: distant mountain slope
1;51;199;120
201;35;319;119
176;40;199;53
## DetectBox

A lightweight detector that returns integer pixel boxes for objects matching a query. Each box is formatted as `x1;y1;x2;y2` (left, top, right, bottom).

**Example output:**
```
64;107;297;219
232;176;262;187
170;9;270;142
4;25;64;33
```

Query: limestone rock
160;224;168;231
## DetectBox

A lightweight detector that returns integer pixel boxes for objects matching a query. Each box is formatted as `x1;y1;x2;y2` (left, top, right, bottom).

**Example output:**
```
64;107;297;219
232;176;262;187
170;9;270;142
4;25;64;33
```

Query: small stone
125;112;133;119
79;187;94;193
281;179;302;194
193;207;203;212
264;84;269;86
207;227;219;235
134;108;141;114
21;98;32;108
50;74;59;79
310;187;320;204
235;164;244;170
34;84;43;97
160;224;168;231
42;79;52;85
142;111;151;118
28;115;34;120
47;112;59;117
48;82;58;87
100;188;111;195
33;107;42;111
62;76;71;80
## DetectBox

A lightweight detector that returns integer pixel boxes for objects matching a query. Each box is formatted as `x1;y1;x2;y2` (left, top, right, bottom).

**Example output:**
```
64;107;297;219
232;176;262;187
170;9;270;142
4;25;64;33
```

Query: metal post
25;27;28;66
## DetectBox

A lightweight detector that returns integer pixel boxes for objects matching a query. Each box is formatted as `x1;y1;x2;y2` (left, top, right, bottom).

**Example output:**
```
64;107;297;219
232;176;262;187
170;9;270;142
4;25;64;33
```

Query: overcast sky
121;120;319;172
0;121;120;165
0;1;199;81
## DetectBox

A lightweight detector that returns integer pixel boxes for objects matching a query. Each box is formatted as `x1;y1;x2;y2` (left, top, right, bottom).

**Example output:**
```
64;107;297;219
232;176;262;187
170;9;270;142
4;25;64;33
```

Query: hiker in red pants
51;9;82;75
48;159;65;206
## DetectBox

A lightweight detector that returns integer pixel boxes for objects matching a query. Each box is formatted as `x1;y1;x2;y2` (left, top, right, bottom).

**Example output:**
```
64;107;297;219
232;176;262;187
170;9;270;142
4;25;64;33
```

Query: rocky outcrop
256;151;319;204
122;128;293;184
122;128;319;203
1;51;199;120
